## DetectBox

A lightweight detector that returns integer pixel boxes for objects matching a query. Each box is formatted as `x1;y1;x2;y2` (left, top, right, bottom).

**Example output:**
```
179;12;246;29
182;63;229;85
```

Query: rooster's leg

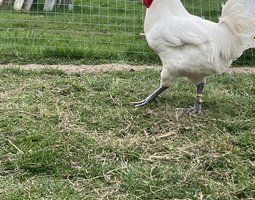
130;86;168;107
187;83;204;114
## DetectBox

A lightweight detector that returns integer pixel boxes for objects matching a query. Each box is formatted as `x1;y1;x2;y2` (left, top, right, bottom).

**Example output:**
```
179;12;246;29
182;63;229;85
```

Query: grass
0;0;254;65
0;67;254;199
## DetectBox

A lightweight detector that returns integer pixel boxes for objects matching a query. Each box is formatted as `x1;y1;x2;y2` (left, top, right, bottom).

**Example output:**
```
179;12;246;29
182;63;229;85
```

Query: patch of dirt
0;64;160;73
0;64;254;74
227;67;255;74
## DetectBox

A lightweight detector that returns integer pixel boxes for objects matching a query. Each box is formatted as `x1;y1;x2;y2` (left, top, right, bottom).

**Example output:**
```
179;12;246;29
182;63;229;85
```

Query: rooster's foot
130;99;158;107
185;106;201;114
130;86;168;107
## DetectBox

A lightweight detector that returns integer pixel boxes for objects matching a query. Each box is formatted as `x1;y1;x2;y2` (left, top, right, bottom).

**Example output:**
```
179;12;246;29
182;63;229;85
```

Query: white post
23;0;34;11
43;0;56;11
13;0;25;10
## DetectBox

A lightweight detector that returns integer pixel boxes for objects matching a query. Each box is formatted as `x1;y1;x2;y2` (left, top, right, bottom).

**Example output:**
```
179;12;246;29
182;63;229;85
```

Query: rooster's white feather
220;0;255;49
131;0;255;112
144;0;255;85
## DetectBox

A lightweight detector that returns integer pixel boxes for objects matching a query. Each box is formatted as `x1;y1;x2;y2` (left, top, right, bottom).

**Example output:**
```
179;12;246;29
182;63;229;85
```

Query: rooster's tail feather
220;0;255;49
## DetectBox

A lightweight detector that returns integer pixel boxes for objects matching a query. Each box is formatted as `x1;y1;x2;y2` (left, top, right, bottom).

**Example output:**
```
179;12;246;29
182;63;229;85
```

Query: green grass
0;67;254;199
0;0;254;65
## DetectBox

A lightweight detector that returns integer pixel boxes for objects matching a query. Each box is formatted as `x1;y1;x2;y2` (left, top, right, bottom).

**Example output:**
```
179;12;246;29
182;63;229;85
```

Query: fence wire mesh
0;0;254;65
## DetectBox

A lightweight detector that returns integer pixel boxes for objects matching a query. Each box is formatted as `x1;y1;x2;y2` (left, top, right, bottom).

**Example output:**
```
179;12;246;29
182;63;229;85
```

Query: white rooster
131;0;255;113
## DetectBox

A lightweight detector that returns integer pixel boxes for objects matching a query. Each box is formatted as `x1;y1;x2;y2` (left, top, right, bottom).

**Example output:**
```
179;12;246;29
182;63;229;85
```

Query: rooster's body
131;0;255;113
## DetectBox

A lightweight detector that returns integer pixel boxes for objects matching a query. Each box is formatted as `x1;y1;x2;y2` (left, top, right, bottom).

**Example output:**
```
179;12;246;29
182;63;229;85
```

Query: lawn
0;67;254;199
0;0;254;65
0;0;255;199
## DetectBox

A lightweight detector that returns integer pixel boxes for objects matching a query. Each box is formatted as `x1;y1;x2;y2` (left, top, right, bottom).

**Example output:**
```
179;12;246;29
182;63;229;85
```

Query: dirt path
0;64;255;74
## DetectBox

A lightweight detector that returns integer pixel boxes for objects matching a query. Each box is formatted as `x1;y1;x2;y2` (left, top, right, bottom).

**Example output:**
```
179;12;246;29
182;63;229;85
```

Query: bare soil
0;64;255;74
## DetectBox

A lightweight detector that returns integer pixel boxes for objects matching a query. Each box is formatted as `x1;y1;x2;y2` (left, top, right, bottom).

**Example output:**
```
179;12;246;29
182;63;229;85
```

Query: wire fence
0;0;254;65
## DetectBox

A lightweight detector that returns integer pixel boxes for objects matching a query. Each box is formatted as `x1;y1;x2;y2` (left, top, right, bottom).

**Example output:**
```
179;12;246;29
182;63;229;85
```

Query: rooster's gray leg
187;83;204;114
130;86;168;107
